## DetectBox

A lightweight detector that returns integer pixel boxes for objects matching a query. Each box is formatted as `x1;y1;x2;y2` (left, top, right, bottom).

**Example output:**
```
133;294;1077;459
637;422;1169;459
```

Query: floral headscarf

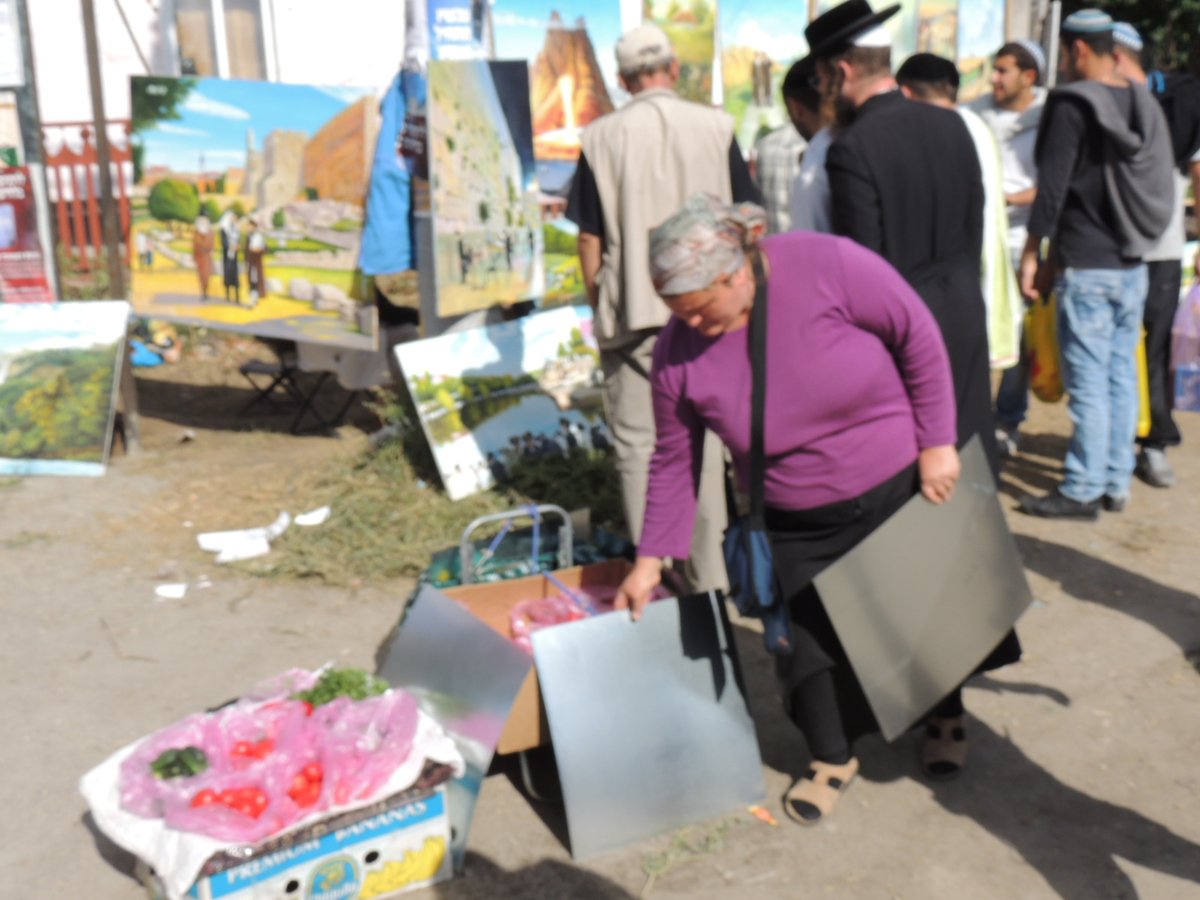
648;193;768;297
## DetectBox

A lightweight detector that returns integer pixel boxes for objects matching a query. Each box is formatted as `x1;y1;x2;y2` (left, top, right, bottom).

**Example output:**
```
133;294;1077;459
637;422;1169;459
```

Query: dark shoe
1101;494;1127;513
1019;490;1100;520
1135;447;1177;488
995;424;1020;460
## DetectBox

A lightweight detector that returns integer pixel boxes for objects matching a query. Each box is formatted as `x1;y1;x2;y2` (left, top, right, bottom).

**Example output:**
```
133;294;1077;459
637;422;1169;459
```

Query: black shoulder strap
749;252;768;521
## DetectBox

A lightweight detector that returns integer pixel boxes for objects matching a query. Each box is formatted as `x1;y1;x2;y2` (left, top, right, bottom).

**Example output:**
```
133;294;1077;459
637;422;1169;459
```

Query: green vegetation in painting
0;347;117;462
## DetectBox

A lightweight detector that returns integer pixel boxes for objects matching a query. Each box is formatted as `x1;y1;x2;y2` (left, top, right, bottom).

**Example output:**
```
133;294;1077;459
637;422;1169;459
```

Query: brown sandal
782;757;859;825
921;715;967;780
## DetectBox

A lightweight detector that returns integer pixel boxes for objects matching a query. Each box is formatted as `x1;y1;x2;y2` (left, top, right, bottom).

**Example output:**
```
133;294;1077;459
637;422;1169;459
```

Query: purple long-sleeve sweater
638;231;957;561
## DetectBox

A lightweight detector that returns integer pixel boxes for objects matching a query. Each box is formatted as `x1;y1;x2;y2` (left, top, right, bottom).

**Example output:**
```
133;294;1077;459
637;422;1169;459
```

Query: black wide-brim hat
803;0;901;60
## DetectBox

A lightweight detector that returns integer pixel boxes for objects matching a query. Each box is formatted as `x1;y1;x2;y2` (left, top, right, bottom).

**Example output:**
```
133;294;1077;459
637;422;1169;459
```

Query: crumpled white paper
294;506;331;527
79;709;465;900
197;512;291;563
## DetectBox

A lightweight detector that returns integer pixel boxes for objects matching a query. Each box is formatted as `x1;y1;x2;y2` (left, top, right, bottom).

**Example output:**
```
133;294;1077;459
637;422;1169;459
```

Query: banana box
140;773;452;900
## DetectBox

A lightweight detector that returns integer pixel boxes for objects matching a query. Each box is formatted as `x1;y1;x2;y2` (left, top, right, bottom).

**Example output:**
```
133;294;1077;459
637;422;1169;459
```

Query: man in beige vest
565;23;760;592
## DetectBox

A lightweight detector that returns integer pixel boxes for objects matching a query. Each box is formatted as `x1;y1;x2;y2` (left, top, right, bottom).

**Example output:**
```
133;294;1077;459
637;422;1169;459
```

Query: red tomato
231;741;252;757
190;789;217;808
290;774;308;794
218;789;238;806
302;701;314;716
251;738;275;759
302;763;323;783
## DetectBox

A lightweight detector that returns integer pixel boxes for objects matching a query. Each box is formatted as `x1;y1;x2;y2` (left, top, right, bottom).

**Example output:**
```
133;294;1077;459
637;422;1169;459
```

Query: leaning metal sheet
813;436;1033;741
533;592;765;860
375;585;533;870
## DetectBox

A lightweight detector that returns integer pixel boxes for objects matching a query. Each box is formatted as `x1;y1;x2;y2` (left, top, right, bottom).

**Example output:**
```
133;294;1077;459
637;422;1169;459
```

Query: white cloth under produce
79;711;464;900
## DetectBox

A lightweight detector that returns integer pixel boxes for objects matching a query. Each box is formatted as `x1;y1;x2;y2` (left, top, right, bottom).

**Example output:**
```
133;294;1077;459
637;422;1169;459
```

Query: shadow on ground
1016;533;1200;656
997;429;1070;500
134;372;379;437
433;852;635;898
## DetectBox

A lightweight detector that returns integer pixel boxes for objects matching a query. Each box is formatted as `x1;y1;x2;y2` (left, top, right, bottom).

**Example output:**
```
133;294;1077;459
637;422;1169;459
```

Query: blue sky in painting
396;305;592;380
0;301;127;354
490;0;623;90
721;0;808;63
134;78;377;174
958;0;1005;59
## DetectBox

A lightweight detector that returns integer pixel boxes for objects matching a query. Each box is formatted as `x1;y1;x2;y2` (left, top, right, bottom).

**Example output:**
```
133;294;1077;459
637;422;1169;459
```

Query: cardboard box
139;770;454;900
439;558;632;754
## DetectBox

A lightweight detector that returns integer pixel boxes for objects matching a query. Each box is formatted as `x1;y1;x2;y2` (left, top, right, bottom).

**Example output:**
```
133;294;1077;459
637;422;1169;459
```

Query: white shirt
788;127;834;234
968;89;1046;266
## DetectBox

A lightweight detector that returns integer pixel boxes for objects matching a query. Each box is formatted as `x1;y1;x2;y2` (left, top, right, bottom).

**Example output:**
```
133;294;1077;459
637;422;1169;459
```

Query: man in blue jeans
1018;9;1174;520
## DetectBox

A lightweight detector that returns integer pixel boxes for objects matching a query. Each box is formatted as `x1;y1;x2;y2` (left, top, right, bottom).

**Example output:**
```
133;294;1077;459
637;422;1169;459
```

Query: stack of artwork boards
128;76;381;351
394;305;609;500
0;301;128;476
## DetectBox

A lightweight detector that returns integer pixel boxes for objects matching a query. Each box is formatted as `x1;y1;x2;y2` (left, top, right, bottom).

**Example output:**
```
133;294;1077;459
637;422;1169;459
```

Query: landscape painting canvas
129;77;380;351
721;0;808;153
957;0;1006;103
0;301;128;476
917;0;958;59
395;305;609;500
644;0;716;104
428;60;544;317
492;0;623;306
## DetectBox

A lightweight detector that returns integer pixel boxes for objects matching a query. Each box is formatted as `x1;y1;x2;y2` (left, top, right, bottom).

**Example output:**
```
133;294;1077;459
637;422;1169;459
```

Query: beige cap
615;23;674;75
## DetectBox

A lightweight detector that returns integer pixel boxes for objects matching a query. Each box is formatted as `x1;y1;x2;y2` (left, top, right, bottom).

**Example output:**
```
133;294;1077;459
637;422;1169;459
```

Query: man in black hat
792;0;1020;792
807;1;995;480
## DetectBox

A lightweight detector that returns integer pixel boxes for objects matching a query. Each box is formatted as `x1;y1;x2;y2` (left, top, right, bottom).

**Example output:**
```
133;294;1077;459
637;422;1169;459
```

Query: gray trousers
601;330;729;594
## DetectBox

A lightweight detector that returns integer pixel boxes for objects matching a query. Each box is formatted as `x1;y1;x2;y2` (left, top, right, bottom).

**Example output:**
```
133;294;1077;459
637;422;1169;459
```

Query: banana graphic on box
358;836;447;899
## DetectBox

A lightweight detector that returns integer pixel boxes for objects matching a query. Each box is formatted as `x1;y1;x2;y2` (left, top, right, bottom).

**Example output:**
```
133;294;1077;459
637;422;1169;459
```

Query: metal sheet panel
533;591;765;860
376;585;534;870
813;437;1033;741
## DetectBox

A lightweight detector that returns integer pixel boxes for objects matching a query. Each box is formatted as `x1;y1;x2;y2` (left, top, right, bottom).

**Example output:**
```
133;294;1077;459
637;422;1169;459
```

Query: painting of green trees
0;346;119;462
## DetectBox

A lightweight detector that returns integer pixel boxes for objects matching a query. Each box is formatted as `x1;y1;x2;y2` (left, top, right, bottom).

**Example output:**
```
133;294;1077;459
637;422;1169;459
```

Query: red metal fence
41;121;133;272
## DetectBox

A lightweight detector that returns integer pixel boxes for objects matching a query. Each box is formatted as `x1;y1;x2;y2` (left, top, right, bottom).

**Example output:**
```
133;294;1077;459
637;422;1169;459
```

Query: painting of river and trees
0;301;128;476
394;305;609;500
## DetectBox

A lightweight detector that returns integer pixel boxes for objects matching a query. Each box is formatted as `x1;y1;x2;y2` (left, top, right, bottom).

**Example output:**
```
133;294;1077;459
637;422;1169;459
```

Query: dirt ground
2;342;1199;900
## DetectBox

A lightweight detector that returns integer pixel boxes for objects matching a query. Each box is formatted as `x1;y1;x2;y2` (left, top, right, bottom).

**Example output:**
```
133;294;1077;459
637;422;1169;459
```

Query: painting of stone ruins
427;60;544;317
129;77;379;351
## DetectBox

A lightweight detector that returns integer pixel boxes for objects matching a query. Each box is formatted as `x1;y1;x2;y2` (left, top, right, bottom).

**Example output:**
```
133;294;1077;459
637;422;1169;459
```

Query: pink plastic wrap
508;584;674;652
118;684;422;843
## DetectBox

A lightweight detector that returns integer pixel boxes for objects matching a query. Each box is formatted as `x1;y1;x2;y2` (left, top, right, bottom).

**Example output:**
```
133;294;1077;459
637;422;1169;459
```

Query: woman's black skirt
765;461;1021;741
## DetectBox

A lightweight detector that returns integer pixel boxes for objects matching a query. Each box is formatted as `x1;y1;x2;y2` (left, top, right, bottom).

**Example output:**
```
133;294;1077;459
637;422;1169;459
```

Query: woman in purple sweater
615;193;964;825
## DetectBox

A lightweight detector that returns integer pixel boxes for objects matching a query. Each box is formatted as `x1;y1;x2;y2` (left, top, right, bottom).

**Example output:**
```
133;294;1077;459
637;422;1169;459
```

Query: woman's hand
614;556;664;622
918;444;960;505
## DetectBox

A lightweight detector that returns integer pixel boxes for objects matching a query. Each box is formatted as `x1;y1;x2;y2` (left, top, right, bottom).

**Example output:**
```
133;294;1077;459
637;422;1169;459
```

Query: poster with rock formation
643;0;716;104
129;77;380;351
721;0;808;153
492;0;622;306
957;0;1005;103
427;60;543;317
0;301;128;476
395;304;607;500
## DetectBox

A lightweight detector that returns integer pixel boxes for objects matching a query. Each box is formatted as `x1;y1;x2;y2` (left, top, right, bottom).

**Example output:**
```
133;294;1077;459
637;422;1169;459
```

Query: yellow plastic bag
1025;294;1064;403
1136;328;1151;438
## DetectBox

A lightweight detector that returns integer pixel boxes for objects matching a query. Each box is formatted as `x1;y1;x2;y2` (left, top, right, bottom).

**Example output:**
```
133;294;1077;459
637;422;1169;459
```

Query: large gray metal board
813;437;1033;741
376;585;533;870
533;591;765;859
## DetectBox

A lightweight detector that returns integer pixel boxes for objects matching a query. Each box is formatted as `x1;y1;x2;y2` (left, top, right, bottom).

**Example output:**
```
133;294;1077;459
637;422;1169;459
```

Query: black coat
827;91;997;470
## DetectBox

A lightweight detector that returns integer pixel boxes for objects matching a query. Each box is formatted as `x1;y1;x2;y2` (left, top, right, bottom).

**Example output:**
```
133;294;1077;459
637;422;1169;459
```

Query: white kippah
852;23;892;48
